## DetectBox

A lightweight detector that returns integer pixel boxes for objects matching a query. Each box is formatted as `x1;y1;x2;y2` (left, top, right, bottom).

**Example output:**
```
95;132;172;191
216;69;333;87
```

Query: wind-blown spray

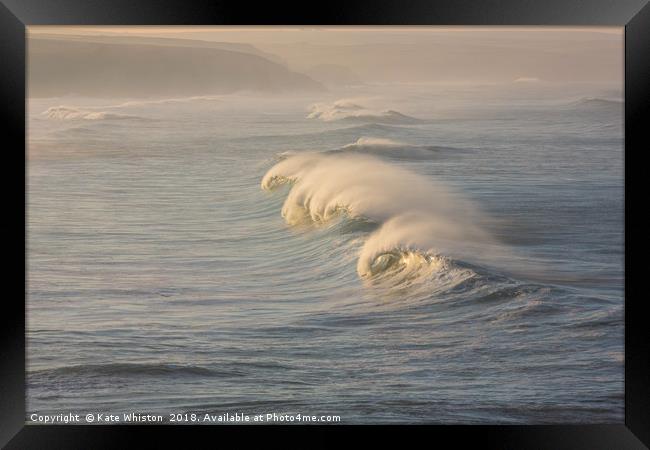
262;153;501;283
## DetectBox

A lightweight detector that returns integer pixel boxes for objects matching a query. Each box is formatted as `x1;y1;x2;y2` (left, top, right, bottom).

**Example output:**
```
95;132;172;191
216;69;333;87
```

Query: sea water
27;82;624;423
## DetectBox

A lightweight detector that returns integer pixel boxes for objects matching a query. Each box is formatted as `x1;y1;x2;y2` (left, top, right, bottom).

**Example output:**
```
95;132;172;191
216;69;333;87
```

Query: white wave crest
307;99;365;121
262;153;498;282
307;100;423;124
342;137;409;149
42;106;141;121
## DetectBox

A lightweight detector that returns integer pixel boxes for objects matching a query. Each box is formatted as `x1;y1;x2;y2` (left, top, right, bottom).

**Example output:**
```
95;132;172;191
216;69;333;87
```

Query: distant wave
262;153;499;284
43;106;145;121
342;137;408;149
276;137;462;164
569;97;623;109
336;137;461;160
30;363;241;379
308;99;424;124
230;123;407;146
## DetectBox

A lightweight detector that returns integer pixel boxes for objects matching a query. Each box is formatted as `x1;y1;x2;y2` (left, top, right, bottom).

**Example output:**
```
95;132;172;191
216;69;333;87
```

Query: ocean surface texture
27;83;624;424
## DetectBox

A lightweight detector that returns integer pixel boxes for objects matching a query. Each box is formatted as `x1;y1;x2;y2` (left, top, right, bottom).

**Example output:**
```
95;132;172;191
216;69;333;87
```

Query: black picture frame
2;0;648;447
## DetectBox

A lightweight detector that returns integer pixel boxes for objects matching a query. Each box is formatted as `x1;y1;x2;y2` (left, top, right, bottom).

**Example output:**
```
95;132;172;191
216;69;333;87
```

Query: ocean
27;82;624;424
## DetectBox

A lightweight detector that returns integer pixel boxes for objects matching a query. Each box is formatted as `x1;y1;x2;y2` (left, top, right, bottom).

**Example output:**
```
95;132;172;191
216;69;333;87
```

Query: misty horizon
28;27;622;98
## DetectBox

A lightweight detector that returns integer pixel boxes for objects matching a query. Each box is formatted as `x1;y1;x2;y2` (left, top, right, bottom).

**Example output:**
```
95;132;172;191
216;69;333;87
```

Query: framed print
1;0;648;447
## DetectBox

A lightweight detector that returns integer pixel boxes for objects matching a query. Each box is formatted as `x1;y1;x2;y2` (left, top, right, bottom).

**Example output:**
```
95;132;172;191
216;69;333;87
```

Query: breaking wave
262;153;501;284
308;99;424;124
43;106;145;121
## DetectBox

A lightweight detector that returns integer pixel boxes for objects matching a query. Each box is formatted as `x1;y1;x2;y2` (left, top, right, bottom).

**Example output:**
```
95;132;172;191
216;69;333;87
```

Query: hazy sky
29;26;623;85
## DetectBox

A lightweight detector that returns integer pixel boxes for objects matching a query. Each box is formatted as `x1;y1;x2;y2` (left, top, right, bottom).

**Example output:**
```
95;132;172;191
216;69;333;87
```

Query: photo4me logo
197;412;341;423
